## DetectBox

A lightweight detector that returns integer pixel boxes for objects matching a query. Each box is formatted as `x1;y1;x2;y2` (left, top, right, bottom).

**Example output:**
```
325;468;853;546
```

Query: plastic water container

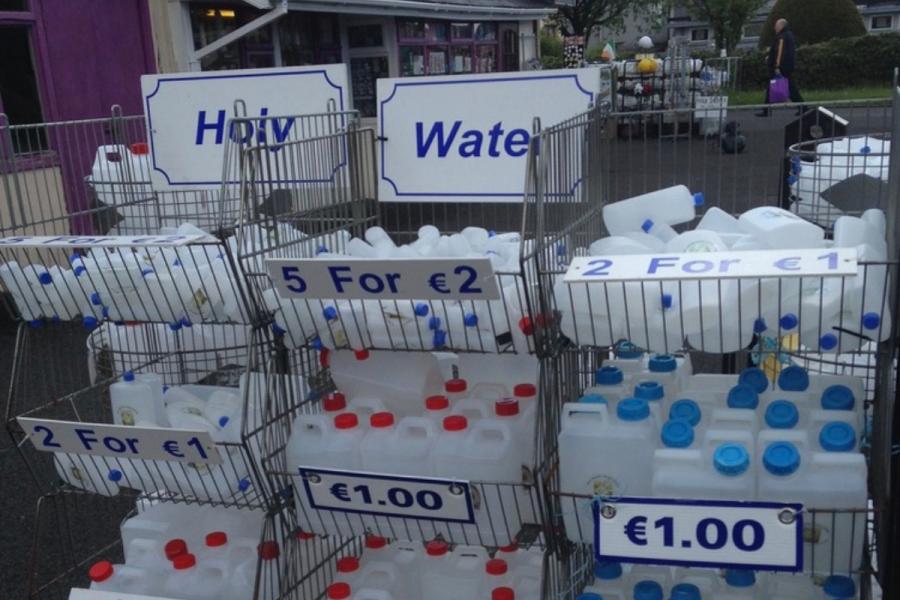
602;186;703;235
652;431;756;501
110;371;159;427
330;350;445;417
204;389;242;442
756;431;867;576
0;261;46;322
738;207;826;249
582;561;629;600
583;366;631;406
162;553;226;599
697;207;741;234
765;572;818;599
761;398;859;450
559;400;658;542
420;541;485;600
672;568;720;597
605;342;646;378
54;452;121;496
88;561;160;595
710;569;759;599
286;414;334;470
493;398;535;466
361;414;437;476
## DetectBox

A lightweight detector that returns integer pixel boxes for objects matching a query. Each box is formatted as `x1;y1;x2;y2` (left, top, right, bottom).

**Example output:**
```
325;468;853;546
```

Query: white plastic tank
738;206;826;249
602;186;703;235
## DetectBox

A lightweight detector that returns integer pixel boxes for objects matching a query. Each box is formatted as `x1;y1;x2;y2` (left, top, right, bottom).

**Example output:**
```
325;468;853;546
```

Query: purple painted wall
32;0;156;121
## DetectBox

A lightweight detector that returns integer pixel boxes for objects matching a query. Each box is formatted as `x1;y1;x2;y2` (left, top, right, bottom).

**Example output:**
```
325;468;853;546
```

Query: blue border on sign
379;73;594;198
144;69;346;186
299;467;477;524
592;497;804;572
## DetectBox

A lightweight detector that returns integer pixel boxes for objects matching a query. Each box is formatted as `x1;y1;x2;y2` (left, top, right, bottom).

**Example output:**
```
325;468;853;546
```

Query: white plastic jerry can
88;561;160;595
652;430;756;501
110;371;159;427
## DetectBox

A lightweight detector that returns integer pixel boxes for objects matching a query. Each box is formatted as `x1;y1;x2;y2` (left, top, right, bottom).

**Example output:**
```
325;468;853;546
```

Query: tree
759;0;866;49
554;0;647;40
675;0;768;54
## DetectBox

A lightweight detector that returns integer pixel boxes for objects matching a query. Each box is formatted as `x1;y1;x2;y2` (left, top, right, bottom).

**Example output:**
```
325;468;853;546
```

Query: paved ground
0;99;893;599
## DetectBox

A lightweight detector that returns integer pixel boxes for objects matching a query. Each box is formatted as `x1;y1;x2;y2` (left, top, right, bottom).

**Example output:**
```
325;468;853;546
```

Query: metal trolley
523;89;900;598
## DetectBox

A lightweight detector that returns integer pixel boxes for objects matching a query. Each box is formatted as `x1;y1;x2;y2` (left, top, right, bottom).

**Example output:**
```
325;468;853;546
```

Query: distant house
667;1;775;52
588;7;669;53
857;1;900;32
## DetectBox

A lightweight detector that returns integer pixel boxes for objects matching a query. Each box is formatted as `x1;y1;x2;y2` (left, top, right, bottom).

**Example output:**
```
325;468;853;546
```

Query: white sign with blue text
564;248;858;283
300;467;475;523
594;497;803;571
18;417;221;464
141;65;349;190
377;67;603;202
0;234;208;248
267;257;500;300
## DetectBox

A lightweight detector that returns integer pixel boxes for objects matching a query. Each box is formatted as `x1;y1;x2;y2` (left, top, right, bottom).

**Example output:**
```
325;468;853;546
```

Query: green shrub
738;32;900;90
759;0;866;48
541;30;564;61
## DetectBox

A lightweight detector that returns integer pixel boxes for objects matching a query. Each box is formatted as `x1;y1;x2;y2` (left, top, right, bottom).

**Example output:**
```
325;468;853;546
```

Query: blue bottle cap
28;319;43;329
82;315;98;329
617;398;650;421
180;317;192;328
765;400;799;429
821;384;855;410
168;321;182;331
779;312;799;330
820;421;856;452
726;383;759;409
724;569;755;587
713;443;750;476
68;252;80;264
579;394;608;404
432;329;447;348
738;367;769;393
102;307;111;319
464;313;478;327
414;302;429;317
38;271;52;285
820;333;838;350
823;575;856;598
595;366;624;386
74;266;86;277
662;293;673;309
428;316;441;330
107;469;123;482
122;371;135;382
862;312;880;330
753;317;768;333
641;218;655;233
693;192;704;206
593;561;623;580
172;259;181;267
218;416;230;428
616;340;643;359
271;322;286;336
763;441;801;476
860;145;871;155
669;399;701;426
634;381;664;401
778;366;810;391
787;174;798;185
670;583;701;600
633;580;663;600
661;419;694;448
322;306;338;321
311;336;324;350
576;594;602;600
488;229;497;237
648;354;677;373
316;244;328;254
90;292;102;306
238;478;251;491
141;267;154;276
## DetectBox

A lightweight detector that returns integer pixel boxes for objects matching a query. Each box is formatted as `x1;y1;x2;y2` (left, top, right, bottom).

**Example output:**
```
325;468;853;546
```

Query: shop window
0;25;46;153
398;19;503;76
350;56;389;117
279;12;341;66
348;24;384;48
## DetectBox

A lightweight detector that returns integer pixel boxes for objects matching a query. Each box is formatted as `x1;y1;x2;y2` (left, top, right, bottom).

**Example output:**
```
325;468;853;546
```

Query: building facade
857;1;900;32
152;0;554;116
667;1;775;53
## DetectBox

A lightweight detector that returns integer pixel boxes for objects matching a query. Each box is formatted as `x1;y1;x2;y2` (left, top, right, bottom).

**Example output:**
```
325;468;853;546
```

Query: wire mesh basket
7;324;294;509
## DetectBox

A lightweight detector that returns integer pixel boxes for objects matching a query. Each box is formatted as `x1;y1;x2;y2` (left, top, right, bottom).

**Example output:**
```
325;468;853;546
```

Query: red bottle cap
130;142;149;155
514;383;536;398
88;561;113;582
495;399;520;416
323;392;347;412
486;558;508;575
205;531;227;547
493;587;515;600
426;540;449;556
258;541;280;560
354;349;370;360
296;530;315;540
442;415;468;431
173;553;197;570
334;412;359;429
337;556;360;572
425;395;450;411
518;316;534;335
445;378;467;393
164;539;187;560
498;543;518;553
327;582;352;599
320;348;330;368
370;411;395;428
365;534;387;549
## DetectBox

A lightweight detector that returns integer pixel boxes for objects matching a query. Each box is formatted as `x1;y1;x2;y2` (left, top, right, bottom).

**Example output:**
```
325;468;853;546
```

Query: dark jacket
768;27;797;76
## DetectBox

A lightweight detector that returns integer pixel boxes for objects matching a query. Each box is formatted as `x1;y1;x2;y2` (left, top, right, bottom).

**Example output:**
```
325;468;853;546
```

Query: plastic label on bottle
593;496;803;571
0;234;209;247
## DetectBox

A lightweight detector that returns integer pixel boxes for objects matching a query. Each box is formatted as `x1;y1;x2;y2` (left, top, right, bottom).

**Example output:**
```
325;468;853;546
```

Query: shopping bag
768;76;790;103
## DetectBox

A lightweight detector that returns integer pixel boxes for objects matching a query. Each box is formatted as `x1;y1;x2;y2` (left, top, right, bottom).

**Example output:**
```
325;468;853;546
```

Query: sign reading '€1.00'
141;65;349;190
377;67;604;202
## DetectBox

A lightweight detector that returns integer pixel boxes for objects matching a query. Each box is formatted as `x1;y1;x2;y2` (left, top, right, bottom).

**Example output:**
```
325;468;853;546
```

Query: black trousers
764;72;804;103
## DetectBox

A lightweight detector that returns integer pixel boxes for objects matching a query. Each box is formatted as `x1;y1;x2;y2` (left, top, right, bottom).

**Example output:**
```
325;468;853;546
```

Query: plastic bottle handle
561;402;609;425
472;421;512;443
471;383;510;400
398;417;436;439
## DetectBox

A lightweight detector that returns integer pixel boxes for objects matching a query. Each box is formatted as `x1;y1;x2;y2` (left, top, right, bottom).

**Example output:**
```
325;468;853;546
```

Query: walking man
757;18;804;116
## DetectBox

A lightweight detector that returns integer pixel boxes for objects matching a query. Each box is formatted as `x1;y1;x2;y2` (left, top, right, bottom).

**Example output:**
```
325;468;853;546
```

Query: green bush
541;30;564;61
739;32;900;91
759;0;866;48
